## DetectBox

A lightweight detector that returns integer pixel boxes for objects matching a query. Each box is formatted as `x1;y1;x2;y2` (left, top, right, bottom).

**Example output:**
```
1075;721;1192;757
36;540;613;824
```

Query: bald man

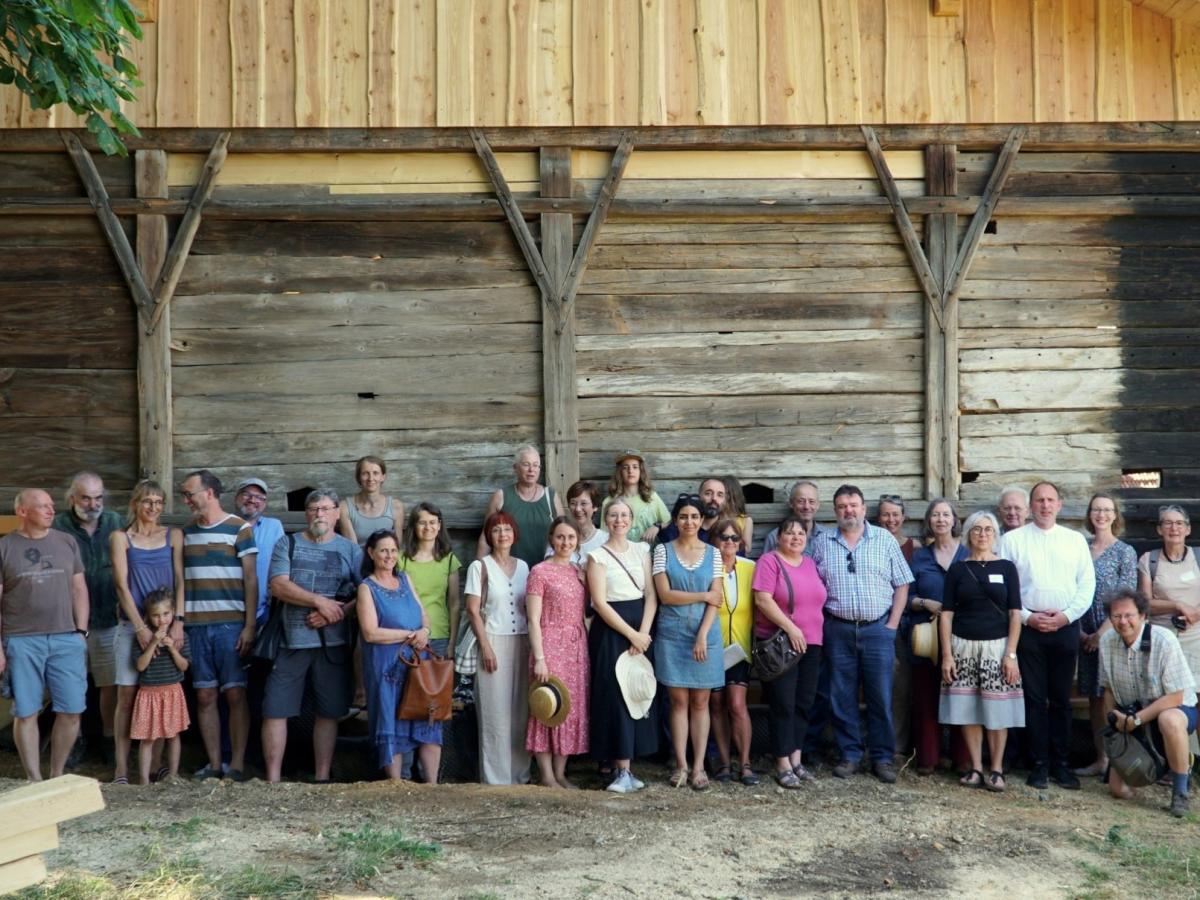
0;489;90;780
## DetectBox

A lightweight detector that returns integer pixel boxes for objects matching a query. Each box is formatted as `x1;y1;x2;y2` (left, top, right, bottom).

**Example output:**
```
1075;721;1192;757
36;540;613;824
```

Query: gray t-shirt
268;533;362;649
0;530;83;637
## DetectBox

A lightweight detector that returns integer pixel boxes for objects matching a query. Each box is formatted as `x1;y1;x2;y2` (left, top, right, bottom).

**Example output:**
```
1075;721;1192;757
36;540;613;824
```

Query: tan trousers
475;633;531;785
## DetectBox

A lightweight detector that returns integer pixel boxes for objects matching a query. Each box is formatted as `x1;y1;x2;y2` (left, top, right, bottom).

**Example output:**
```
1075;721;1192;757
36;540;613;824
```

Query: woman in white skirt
938;510;1024;791
465;510;531;784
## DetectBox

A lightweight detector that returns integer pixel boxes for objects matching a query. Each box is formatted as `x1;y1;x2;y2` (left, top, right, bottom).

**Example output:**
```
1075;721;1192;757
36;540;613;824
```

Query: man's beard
236;502;259;520
309;521;330;538
74;504;101;522
703;504;721;519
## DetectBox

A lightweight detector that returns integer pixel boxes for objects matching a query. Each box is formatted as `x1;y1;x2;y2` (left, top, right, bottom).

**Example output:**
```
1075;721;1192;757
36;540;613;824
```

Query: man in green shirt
52;472;123;757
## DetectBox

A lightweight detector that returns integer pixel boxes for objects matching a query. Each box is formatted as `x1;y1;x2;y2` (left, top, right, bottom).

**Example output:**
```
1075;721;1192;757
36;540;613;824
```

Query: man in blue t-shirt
261;489;362;783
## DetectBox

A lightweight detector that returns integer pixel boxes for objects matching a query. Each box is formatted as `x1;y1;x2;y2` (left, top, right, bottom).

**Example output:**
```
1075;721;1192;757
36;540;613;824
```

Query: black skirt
588;598;659;761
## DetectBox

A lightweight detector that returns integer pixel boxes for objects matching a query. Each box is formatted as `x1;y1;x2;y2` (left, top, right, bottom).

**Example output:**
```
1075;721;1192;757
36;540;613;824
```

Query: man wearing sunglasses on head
809;484;913;784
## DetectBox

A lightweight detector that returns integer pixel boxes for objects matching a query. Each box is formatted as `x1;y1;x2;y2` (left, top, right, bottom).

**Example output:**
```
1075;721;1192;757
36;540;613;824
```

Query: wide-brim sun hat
614;651;657;720
529;675;572;728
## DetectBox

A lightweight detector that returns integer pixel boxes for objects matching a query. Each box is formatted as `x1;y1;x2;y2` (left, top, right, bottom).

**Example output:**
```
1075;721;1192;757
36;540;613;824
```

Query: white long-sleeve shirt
998;522;1096;625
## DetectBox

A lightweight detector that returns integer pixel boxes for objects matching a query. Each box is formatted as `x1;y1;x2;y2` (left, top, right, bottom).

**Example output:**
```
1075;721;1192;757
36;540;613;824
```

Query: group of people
1;447;1196;817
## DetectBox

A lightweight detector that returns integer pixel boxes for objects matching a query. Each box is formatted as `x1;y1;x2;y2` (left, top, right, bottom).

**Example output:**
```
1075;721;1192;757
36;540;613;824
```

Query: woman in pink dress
526;516;590;787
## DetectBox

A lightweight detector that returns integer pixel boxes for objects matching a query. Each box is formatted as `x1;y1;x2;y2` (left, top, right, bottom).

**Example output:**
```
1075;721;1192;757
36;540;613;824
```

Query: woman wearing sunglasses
706;518;757;785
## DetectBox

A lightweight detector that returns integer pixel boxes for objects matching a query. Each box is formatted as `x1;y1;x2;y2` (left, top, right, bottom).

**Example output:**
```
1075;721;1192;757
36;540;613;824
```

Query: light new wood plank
155;1;201;125
638;0;668;124
886;0;932;123
612;0;642;123
0;826;57;867
1131;5;1176;119
437;0;475;125
928;5;966;122
822;0;862;123
574;0;615;124
230;0;264;127
167;151;538;186
1097;0;1135;120
573;148;924;179
725;0;760;124
261;0;296;126
1064;0;1098;120
1032;0;1066;121
368;0;400;126
536;0;573;125
694;0;730;125
857;0;886;119
328;0;370;126
665;0;699;124
506;0;537;125
119;20;158;127
475;0;510;125
397;0;436;125
293;0;329;126
0;855;46;896
0;775;105;842
759;0;825;124
1177;21;1200;117
992;0;1034;121
963;0;996;121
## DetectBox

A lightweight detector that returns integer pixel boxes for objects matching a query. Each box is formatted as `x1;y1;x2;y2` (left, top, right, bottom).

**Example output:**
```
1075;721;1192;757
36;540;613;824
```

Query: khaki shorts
86;625;120;688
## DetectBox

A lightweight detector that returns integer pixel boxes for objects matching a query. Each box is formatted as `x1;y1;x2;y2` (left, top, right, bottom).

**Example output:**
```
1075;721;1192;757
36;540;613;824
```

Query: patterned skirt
130;683;190;740
938;635;1025;730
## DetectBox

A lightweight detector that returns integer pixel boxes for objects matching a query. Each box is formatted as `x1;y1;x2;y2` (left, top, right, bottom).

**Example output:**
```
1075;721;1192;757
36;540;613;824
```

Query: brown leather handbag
397;650;454;723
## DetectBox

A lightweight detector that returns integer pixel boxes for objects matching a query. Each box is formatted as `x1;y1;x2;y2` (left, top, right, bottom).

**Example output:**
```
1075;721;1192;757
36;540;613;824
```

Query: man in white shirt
999;481;1095;790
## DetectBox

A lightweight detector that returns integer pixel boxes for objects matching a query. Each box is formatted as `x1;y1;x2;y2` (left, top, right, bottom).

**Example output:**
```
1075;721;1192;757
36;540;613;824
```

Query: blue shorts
187;622;248;691
4;633;88;718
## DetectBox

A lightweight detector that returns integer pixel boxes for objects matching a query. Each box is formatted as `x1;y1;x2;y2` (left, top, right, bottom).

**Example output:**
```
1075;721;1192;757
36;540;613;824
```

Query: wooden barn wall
957;151;1200;505
4;0;1200;129
0;155;139;508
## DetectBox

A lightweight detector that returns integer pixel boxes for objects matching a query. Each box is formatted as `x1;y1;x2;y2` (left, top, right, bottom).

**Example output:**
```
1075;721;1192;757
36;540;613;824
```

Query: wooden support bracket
147;131;231;334
861;125;945;332
61;131;155;311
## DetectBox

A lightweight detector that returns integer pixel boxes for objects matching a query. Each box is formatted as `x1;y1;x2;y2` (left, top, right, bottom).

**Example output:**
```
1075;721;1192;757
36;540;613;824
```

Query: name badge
989;573;1005;584
1182;571;1196;583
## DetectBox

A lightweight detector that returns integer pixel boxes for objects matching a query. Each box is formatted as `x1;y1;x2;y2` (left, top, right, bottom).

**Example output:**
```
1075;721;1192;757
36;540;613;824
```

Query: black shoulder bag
252;533;295;661
1102;624;1169;788
750;553;804;682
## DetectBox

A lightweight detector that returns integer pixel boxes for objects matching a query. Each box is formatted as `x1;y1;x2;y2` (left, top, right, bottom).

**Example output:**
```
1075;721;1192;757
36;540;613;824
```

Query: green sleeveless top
501;484;557;570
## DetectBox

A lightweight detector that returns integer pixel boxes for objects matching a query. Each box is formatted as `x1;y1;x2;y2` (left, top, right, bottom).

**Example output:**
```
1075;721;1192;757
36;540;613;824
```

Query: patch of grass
216;865;315;900
162;817;206;840
18;873;120;899
331;824;441;882
1073;823;1200;897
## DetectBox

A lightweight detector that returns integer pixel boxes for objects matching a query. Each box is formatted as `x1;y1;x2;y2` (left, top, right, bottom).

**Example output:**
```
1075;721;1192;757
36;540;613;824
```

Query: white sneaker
629;771;646;791
606;768;636;793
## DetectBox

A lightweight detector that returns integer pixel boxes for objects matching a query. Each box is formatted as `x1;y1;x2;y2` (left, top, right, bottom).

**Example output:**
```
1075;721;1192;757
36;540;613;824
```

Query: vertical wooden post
539;147;578;496
135;150;173;505
923;144;959;501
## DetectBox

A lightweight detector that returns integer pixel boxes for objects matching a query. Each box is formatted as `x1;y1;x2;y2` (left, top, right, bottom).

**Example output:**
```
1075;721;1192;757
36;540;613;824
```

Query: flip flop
111;775;129;785
669;768;688;788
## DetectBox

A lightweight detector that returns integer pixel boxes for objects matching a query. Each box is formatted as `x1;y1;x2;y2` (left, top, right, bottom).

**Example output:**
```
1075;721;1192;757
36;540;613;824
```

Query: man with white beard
261;489;363;783
53;471;123;758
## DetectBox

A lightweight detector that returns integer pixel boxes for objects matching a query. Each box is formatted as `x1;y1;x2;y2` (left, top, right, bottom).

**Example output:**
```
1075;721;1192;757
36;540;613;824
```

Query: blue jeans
825;614;897;764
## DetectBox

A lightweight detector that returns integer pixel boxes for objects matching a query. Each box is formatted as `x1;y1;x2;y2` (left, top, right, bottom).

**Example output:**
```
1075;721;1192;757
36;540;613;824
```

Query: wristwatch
1006;652;1017;660
1132;713;1143;728
75;628;89;638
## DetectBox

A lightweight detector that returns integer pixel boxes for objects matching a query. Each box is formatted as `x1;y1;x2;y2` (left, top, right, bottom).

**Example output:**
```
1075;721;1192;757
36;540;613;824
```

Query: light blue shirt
250;516;285;622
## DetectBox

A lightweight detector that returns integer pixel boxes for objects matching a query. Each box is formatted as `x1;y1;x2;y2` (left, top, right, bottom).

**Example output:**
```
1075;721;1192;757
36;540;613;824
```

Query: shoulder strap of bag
1149;548;1160;583
774;551;795;618
603;546;644;593
478;557;489;622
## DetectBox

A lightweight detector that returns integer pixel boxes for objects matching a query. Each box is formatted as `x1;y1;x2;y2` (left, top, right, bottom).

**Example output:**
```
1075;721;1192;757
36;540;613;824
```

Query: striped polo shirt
183;514;258;626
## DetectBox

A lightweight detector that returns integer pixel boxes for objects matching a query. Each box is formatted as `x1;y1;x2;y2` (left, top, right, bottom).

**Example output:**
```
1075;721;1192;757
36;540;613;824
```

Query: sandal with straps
774;769;802;789
669;768;688;788
959;768;984;788
740;763;760;786
986;770;1006;792
713;764;733;784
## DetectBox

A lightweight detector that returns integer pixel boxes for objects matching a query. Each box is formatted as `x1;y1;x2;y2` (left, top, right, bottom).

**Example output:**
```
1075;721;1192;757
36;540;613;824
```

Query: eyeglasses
180;489;202;500
846;552;856;574
717;533;740;542
879;494;903;504
139;498;165;507
306;505;338;515
969;525;995;535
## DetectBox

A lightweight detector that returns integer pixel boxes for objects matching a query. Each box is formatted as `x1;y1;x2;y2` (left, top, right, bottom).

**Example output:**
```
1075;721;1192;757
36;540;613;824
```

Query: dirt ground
13;753;1200;900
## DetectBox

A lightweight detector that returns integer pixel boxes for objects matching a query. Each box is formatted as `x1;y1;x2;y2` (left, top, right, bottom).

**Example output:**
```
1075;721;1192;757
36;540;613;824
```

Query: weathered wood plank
172;355;541;398
960;326;1200;349
175;394;540;434
961;369;1200;411
2;247;122;281
579;423;923;453
960;408;1200;438
964;345;1194;371
962;433;1200;472
597;221;916;244
961;150;1200;175
960;280;1200;301
0;152;132;194
577;328;923;352
579;371;923;397
578;338;921;376
961;297;1200;327
136;148;172;490
579;450;922;480
577;292;923;334
172;323;539;365
0;419;138;486
588;242;911;268
982;215;1200;246
578;266;920;293
577;393;923;430
170;286;539;329
189;219;524;258
176;255;537;294
0;369;136;418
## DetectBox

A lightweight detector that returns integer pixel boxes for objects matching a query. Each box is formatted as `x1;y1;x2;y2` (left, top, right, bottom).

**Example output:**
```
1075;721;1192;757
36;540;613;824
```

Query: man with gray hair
763;480;827;555
262;489;363;783
997;485;1030;534
52;472;123;763
476;444;564;568
0;489;89;780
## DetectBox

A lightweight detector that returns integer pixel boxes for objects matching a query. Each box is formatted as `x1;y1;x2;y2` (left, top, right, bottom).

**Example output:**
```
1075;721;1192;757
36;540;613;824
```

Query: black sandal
986;770;1006;792
740;764;760;786
713;764;733;783
959;769;984;788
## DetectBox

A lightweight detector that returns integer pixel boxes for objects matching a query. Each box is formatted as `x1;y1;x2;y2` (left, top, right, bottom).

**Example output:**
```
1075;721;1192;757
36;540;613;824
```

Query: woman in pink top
752;517;827;788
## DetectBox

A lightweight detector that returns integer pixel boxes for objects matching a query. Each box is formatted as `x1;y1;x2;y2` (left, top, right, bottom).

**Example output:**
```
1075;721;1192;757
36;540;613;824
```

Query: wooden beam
10;122;1200;153
0;775;105;843
923;144;948;498
0;826;58;867
935;145;960;500
60;131;154;311
944;126;1025;307
135;149;173;498
862;125;944;332
147;132;230;334
468;128;555;298
932;0;962;15
539;146;578;497
558;133;634;321
0;855;46;896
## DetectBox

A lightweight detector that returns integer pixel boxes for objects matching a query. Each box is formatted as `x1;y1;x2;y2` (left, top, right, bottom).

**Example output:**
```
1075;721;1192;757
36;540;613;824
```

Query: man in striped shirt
180;469;258;781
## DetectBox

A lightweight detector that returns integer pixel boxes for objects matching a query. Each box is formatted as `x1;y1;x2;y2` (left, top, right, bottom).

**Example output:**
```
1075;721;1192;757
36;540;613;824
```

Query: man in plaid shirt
1100;587;1197;817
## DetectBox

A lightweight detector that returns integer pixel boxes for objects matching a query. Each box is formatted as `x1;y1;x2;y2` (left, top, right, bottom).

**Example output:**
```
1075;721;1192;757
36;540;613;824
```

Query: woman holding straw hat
937;510;1023;791
526;516;590;788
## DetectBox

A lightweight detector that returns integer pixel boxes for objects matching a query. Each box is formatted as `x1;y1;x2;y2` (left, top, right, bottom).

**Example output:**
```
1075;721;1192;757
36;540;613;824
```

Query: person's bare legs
961;724;984;782
985;728;1008;776
727;684;753;770
312;717;338;782
667;687;691;779
113;685;137;780
384;755;403;781
534;751;557;786
166;734;181;777
418;743;441;785
261;718;288;783
225;686;250;773
1075;696;1109;774
97;685;117;742
13;715;42;781
709;690;731;772
138;738;158;785
688;689;712;783
48;713;81;778
195;687;222;769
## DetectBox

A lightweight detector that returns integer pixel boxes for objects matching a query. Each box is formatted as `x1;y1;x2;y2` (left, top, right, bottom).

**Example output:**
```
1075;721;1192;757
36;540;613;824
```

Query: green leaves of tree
0;0;144;155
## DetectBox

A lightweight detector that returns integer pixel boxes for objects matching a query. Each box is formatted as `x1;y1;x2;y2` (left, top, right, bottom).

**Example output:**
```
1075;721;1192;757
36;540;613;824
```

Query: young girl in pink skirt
130;590;191;784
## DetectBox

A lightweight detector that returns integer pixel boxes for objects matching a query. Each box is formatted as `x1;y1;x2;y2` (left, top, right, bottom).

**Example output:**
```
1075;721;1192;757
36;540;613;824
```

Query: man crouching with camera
1099;587;1198;817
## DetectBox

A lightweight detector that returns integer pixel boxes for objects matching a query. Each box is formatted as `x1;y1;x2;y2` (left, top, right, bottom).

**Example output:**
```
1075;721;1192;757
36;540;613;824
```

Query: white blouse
464;555;529;635
587;542;650;603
